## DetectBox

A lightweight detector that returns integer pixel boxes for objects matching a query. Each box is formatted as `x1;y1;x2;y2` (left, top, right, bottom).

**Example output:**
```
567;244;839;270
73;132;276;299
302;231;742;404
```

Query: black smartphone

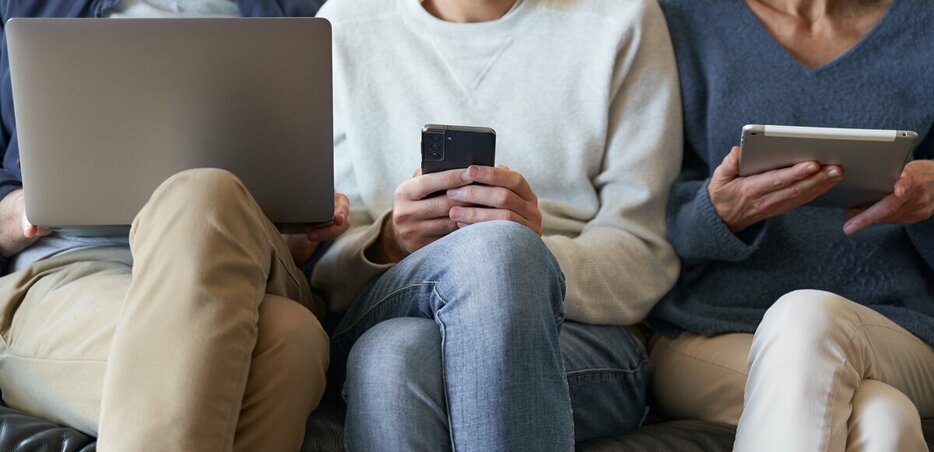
421;124;496;174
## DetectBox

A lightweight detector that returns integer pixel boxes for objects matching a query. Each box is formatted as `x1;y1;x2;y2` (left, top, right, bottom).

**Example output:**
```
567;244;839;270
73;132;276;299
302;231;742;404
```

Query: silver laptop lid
6;18;333;229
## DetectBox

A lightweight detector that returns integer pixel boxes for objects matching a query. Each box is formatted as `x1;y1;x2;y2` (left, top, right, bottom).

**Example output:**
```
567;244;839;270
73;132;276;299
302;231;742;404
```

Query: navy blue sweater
651;0;934;345
0;0;325;270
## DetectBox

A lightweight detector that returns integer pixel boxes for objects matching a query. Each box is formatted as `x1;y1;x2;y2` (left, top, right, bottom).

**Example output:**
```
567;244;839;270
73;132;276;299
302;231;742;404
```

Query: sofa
2;394;932;451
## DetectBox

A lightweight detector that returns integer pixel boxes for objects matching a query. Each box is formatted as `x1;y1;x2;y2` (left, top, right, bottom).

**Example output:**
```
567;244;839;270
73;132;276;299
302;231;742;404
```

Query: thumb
711;146;741;187
21;212;37;238
893;172;912;198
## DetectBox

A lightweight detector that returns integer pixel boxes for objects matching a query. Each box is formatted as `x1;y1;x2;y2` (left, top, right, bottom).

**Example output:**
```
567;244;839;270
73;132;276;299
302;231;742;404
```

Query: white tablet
739;124;917;208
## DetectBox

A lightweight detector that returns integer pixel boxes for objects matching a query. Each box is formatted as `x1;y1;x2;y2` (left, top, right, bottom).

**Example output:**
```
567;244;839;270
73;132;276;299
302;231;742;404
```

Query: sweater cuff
696;184;766;261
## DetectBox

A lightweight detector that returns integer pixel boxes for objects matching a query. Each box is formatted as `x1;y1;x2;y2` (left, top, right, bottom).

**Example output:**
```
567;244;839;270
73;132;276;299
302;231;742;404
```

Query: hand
368;168;472;264
0;189;51;257
284;192;351;265
708;146;843;232
446;165;542;235
843;160;934;235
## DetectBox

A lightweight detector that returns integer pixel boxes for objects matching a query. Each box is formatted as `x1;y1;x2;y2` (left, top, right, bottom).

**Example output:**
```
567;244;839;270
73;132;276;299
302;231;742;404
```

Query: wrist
365;214;407;264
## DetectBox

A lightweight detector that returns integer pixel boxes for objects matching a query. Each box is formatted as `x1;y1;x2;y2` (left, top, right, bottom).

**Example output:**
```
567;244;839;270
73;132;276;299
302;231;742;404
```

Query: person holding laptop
314;0;682;448
0;1;344;451
649;0;934;450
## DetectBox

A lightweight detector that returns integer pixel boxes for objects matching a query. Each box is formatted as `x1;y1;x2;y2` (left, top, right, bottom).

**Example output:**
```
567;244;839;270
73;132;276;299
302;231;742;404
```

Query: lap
649;331;751;425
561;321;651;441
0;246;132;435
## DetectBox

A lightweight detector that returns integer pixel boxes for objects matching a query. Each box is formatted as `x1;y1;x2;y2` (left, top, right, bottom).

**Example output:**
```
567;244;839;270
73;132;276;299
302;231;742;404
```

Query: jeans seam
431;285;457;452
566;358;649;377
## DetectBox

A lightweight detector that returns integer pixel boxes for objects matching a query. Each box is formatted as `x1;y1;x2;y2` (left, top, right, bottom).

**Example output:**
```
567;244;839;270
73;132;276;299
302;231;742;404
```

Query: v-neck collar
736;0;903;74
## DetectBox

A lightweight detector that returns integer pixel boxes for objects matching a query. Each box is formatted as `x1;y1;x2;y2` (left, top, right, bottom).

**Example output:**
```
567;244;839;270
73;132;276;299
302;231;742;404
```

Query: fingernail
447;189;461;198
460;170;471;182
806;162;819;171
843;222;856;235
828;168;841;178
450;207;463;220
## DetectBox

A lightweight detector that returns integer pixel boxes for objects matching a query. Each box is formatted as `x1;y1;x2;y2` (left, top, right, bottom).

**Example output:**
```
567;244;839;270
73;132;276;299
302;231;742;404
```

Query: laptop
6;18;333;230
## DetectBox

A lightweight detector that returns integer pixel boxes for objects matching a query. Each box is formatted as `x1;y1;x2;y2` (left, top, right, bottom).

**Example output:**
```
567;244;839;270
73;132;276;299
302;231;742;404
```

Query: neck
755;0;886;20
422;0;517;23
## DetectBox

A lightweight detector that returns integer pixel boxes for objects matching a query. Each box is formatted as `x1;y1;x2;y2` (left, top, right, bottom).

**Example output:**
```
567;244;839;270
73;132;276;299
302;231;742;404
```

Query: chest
742;0;892;68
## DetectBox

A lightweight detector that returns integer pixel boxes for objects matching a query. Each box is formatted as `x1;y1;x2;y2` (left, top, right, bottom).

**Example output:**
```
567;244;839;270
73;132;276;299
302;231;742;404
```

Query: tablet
739;124;917;208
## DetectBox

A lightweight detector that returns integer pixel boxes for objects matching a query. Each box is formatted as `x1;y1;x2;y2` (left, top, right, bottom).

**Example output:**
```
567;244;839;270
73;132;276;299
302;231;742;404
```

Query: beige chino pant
651;290;934;452
0;169;329;452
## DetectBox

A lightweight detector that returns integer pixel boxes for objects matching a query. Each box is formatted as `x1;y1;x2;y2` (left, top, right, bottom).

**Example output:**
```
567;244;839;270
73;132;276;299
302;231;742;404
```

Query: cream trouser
650;289;934;452
0;169;329;452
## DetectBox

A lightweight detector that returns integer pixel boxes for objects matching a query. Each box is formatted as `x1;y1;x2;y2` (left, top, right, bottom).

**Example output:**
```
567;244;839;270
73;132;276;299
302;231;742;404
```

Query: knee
850;380;925;451
435;221;565;319
257;296;329;383
751;290;857;366
345;318;441;402
151;168;251;214
757;290;853;344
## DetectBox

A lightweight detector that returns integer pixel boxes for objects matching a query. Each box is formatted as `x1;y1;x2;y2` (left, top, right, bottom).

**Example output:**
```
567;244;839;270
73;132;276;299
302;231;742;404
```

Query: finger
742;161;827;198
847;208;864;219
395;218;459;245
332;194;350;226
893;174;911;198
447;185;526;212
711;146;741;187
394;196;469;223
21;213;49;238
449;206;537;232
757;166;843;212
462;166;536;201
398;169;471;200
843;193;908;235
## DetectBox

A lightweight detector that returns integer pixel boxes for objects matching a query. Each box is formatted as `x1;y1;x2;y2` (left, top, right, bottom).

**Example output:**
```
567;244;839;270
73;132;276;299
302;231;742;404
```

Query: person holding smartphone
313;0;682;448
649;0;934;450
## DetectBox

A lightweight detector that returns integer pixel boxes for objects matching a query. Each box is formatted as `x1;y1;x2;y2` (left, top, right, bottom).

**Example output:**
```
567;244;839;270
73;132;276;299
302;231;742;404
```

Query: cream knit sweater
313;0;682;325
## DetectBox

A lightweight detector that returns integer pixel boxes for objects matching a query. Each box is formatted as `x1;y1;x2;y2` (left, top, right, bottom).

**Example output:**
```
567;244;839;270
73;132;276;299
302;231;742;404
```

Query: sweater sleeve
544;1;681;326
664;143;768;267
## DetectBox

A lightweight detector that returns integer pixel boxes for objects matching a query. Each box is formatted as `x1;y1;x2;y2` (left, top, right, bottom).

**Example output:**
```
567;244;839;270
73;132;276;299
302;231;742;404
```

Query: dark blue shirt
0;0;325;269
651;0;934;344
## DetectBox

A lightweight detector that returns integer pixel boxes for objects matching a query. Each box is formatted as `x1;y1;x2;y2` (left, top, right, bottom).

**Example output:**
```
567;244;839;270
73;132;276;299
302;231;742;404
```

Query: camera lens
430;151;441;159
430;142;441;151
431;135;442;143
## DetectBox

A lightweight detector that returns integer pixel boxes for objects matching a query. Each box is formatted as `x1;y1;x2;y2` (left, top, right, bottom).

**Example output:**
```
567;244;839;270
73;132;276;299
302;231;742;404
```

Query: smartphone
421;124;496;174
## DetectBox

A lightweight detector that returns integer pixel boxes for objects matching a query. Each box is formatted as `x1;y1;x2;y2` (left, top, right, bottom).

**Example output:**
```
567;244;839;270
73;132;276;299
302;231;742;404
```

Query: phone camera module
425;132;445;161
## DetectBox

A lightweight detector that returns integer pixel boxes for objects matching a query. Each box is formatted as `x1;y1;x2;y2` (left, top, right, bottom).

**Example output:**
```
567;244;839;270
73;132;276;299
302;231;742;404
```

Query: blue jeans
330;221;649;451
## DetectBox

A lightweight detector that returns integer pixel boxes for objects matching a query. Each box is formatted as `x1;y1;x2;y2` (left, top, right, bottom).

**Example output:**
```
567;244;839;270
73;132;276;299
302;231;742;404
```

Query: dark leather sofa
2;395;932;451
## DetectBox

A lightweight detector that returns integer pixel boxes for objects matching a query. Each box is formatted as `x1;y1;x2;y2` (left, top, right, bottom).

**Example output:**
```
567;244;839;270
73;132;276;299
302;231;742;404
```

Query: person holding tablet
650;0;934;450
314;0;682;448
